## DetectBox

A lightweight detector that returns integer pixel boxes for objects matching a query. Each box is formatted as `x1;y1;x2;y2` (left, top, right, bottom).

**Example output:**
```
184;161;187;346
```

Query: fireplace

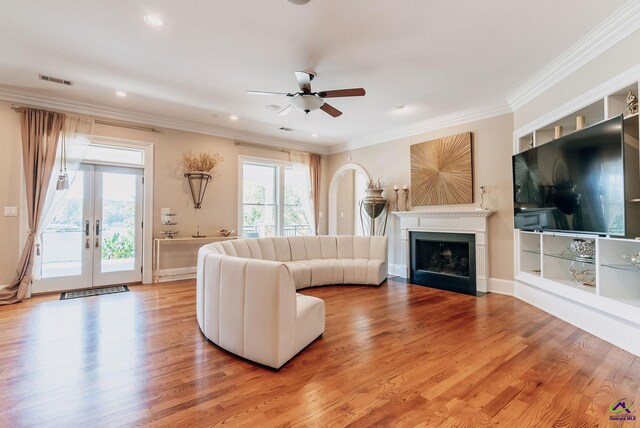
410;231;477;296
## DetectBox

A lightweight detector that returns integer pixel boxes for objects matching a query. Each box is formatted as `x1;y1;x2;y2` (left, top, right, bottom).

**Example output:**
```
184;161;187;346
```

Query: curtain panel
0;108;64;305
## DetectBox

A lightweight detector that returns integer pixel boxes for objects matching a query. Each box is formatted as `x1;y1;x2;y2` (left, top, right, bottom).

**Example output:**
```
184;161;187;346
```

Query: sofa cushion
288;236;307;261
354;236;371;259
257;238;277;261
370;236;388;261
303;236;322;260
218;256;248;356
272;237;292;262
295;293;325;355
220;240;238;256
298;259;333;287
231;240;252;258
336;236;354;259
284;261;311;289
319;236;338;259
245;239;264;259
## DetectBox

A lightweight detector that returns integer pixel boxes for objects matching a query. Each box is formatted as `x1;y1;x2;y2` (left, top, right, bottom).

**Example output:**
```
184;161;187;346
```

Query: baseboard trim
157;267;197;283
487;278;514;296
515;280;640;357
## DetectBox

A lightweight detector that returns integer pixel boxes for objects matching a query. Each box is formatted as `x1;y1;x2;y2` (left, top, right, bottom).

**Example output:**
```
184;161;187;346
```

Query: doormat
60;285;129;300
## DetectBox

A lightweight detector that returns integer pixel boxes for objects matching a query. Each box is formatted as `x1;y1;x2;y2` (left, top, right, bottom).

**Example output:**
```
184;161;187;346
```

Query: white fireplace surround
392;209;494;293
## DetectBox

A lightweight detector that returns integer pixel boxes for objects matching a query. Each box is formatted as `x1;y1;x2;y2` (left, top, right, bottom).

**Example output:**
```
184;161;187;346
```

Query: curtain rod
10;105;161;133
235;140;325;157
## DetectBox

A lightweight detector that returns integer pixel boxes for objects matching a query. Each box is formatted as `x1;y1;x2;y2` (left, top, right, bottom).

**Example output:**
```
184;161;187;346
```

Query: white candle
402;184;407;190
393;185;399;190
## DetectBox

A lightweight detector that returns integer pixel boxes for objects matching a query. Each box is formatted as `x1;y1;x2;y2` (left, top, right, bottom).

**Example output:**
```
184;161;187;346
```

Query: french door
35;164;144;293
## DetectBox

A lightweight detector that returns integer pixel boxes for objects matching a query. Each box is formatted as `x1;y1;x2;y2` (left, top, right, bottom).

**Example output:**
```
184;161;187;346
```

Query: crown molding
328;100;512;154
0;86;331;155
506;0;640;111
513;63;640;139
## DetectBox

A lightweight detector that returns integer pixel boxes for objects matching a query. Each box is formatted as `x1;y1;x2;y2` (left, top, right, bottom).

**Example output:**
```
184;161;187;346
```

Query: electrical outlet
4;207;17;217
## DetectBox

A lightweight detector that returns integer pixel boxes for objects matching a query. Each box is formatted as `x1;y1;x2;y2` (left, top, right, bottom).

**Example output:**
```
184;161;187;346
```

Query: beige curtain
0;108;64;305
309;154;321;235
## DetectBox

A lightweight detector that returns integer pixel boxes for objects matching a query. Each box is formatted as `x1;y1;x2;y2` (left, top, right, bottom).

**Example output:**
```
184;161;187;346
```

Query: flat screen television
512;116;626;236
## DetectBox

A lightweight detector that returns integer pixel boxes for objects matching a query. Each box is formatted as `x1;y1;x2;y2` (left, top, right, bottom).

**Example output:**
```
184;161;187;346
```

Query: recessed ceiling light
311;133;318;137
143;15;164;26
266;104;281;111
285;0;311;5
116;91;127;97
230;115;238;121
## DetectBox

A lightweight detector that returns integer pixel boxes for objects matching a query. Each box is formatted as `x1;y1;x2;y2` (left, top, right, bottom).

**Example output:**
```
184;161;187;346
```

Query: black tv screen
513;116;625;236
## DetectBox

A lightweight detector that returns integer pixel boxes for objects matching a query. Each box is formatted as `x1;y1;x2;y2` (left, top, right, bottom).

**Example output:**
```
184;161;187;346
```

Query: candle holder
393;188;399;211
403;187;410;211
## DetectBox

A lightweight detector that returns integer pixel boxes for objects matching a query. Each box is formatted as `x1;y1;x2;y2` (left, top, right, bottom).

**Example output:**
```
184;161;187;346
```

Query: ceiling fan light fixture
285;0;311;5
291;94;324;113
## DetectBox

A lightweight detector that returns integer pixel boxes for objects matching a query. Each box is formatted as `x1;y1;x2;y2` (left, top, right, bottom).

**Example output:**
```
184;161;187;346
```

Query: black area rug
60;285;129;300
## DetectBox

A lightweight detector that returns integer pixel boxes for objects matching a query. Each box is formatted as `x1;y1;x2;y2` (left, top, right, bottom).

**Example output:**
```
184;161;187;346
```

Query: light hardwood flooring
0;278;638;427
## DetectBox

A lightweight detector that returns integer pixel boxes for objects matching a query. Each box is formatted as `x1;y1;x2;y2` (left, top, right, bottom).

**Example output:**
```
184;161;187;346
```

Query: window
241;159;312;238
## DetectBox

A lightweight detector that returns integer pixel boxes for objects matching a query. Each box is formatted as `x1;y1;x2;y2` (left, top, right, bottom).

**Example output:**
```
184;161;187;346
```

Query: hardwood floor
0;278;637;427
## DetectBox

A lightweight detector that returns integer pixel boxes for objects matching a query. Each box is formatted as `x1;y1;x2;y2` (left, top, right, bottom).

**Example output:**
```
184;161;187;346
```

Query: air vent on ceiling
279;127;295;132
39;74;73;86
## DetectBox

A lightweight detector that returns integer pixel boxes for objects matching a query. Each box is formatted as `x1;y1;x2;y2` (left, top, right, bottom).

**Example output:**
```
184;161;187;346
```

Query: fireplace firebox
410;231;477;296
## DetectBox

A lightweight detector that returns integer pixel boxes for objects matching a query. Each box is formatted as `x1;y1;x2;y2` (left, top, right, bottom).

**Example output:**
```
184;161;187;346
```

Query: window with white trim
240;159;312;238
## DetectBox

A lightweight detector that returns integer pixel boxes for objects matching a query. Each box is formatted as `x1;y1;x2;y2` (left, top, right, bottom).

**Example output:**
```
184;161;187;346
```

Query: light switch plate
4;207;17;217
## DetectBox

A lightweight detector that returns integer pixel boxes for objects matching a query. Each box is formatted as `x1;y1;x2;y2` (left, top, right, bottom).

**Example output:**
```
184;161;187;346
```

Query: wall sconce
184;172;212;209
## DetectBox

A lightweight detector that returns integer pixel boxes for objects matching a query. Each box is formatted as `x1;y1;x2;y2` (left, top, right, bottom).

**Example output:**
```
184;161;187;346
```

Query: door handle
96;220;100;236
85;220;90;237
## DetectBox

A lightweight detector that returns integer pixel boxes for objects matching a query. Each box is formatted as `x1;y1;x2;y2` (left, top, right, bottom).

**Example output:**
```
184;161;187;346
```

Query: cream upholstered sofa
196;235;388;369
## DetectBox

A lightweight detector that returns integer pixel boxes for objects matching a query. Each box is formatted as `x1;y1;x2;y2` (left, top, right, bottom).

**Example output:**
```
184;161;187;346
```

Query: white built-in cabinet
513;76;640;355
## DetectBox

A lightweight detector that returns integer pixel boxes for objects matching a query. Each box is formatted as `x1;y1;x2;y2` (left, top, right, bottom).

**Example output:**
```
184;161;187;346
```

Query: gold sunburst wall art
410;132;474;206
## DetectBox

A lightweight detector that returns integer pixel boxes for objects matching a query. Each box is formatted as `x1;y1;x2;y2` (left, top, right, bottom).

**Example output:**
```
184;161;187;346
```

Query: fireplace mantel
392;209;494;292
392;209;494;218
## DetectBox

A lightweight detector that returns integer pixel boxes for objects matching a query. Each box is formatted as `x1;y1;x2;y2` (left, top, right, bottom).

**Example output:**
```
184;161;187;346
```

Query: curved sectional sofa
196;235;388;369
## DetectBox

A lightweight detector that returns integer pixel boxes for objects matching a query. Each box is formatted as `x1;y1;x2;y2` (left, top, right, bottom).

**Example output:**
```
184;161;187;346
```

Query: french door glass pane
41;171;85;278
284;167;311;236
101;172;137;273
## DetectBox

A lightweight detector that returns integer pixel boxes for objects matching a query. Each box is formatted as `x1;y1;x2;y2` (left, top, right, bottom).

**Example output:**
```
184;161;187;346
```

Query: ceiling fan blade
246;90;292;96
277;105;294;116
320;103;343;117
318;88;366;98
295;71;314;93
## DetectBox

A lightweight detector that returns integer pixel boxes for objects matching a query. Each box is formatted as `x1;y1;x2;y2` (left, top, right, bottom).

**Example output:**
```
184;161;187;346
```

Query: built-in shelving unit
513;74;640;356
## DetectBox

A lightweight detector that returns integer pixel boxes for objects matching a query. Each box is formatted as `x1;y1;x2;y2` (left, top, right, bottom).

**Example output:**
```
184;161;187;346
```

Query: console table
152;236;238;283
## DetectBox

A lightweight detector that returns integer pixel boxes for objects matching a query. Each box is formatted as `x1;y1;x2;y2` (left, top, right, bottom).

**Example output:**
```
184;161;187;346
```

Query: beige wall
0;104;23;283
326;113;515;281
0;100;328;283
514;28;640;130
336;170;355;235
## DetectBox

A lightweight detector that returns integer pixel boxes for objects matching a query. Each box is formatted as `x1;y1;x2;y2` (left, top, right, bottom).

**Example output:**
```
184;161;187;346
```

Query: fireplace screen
415;241;470;278
410;231;477;296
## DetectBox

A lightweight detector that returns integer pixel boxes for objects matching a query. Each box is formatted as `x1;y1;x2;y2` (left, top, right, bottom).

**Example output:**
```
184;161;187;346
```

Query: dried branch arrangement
181;150;224;173
366;177;385;190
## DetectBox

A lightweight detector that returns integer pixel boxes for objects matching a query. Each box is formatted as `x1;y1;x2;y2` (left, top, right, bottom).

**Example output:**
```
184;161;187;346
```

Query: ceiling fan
247;71;366;117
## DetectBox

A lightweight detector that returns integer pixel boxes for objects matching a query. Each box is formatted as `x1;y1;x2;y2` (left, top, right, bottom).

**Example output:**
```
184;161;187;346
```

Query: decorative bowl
621;253;640;268
568;267;596;288
218;229;235;237
569;238;595;260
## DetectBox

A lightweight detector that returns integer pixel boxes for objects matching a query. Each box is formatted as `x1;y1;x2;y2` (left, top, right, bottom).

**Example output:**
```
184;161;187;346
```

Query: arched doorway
328;163;370;235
